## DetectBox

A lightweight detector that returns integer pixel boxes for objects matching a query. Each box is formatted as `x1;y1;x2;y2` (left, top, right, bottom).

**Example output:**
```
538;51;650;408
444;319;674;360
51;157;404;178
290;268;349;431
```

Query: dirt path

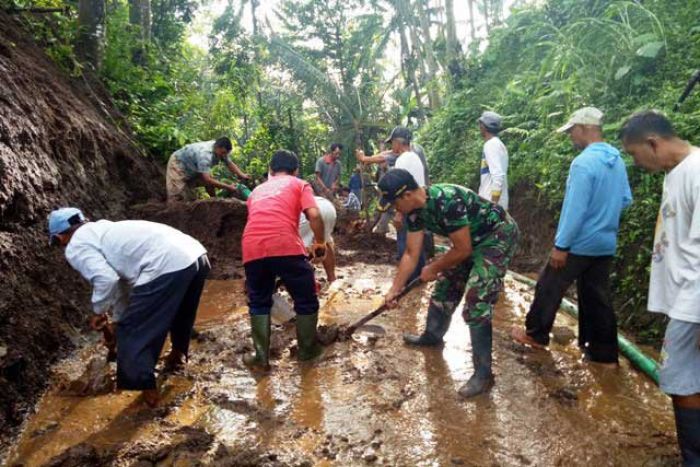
4;249;679;466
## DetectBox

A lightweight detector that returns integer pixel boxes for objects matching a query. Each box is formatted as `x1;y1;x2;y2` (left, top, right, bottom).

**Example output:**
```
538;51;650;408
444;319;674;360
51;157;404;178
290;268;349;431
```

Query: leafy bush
419;0;700;345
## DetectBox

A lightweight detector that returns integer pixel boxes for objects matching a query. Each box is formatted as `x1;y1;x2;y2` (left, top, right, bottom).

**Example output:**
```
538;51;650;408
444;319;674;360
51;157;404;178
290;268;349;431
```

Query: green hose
507;270;660;385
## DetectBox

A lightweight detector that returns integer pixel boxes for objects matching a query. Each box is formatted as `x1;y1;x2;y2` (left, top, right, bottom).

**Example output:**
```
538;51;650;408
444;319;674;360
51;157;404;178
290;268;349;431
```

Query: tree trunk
250;0;259;36
416;0;441;109
445;0;458;61
483;0;490;34
397;2;424;112
444;0;462;84
467;0;476;41
128;0;150;64
128;0;151;41
76;0;105;71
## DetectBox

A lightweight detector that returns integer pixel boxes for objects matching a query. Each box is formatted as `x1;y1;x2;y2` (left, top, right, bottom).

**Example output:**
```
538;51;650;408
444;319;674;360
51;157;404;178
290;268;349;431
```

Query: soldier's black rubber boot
458;324;494;398
403;305;452;346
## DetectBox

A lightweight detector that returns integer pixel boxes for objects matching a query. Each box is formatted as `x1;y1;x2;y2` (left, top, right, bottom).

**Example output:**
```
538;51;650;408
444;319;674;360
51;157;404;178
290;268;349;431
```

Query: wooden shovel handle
345;277;423;336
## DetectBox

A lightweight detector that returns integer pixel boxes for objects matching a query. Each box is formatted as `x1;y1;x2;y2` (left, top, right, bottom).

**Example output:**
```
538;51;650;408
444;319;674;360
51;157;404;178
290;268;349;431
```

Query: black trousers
525;254;618;363
244;255;319;316
116;255;210;390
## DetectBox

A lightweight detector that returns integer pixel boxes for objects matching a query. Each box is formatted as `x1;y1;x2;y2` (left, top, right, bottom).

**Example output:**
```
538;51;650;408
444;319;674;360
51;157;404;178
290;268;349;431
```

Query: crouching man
48;208;210;406
242;150;327;370
379;169;520;397
299;195;338;283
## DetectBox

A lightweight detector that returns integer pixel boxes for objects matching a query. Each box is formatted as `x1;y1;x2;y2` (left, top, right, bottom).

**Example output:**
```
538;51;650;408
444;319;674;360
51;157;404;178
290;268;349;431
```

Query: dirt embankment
507;182;558;273
0;12;163;446
131;200;248;279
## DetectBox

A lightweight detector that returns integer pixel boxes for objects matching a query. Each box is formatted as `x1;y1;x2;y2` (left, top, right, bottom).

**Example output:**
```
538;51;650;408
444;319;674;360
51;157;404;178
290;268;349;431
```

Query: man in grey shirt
314;143;343;198
166;137;250;203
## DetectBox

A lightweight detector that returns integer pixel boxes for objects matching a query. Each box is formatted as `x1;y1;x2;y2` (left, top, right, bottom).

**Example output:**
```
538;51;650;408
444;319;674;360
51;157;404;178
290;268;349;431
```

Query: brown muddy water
5;263;679;466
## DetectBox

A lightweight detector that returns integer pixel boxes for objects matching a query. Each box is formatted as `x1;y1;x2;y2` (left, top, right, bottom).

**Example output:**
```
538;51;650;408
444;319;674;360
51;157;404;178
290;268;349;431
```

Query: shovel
343;277;423;337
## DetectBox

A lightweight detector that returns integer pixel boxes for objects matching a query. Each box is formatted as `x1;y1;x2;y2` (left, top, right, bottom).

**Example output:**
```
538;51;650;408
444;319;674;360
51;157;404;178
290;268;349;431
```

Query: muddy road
4;239;678;466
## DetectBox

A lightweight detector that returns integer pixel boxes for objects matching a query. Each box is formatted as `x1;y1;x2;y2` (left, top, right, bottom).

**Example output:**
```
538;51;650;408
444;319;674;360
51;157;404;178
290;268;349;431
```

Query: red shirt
242;174;318;264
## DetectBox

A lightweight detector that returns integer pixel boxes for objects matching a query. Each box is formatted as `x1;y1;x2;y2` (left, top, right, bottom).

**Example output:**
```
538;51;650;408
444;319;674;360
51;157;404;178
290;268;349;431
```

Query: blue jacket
554;142;632;256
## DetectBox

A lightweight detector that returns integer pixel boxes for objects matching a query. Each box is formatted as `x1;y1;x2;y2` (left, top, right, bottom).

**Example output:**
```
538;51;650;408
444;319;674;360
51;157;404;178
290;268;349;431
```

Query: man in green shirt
166;137;250;203
380;169;520;397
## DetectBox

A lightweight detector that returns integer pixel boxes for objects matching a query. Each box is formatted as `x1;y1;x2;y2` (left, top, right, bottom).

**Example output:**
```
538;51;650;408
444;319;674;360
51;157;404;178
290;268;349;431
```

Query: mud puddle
5;262;678;466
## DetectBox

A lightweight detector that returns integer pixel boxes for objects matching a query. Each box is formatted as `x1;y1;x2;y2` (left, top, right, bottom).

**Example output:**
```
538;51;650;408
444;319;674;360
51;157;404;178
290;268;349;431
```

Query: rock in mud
317;324;340;345
45;443;111;467
551;326;576;346
54;353;114;396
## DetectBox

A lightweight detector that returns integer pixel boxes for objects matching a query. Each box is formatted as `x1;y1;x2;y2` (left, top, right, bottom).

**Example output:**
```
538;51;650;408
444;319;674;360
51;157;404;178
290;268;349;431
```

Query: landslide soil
0;11;163;449
4;233;679;466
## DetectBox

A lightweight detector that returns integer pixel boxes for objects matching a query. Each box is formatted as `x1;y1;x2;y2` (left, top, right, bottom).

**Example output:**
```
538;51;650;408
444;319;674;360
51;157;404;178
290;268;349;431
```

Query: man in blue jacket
511;107;632;365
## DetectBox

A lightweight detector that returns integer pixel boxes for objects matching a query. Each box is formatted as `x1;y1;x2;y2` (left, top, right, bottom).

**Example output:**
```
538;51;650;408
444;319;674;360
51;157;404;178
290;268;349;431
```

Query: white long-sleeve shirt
648;148;700;323
65;220;206;319
478;136;509;210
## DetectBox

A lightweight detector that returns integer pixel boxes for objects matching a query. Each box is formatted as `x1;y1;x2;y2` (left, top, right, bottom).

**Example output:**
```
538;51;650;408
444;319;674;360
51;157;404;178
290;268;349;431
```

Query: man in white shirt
478;111;509;210
383;126;428;283
48;208;210;407
299;196;337;282
620;111;700;464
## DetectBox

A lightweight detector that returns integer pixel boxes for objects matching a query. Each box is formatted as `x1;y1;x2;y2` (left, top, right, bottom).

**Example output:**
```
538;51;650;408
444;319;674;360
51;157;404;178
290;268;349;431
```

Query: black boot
296;313;322;361
674;403;700;466
403;305;452;346
458;324;494;398
243;314;271;370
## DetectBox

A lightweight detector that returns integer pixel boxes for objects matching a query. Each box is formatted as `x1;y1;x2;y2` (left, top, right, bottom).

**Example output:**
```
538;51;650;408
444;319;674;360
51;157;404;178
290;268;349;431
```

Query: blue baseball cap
48;207;86;245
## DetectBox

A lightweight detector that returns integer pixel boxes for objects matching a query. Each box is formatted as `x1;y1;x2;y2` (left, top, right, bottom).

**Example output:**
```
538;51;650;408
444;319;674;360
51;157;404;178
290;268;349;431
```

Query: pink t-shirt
242;174;318;264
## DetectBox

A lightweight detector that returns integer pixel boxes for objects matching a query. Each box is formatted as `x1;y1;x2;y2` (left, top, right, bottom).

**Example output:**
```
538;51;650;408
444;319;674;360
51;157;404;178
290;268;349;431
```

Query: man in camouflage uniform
380;169;519;398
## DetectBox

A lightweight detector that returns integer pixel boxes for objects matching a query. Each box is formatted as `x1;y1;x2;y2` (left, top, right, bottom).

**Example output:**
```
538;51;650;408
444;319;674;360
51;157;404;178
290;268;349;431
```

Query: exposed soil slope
0;12;163;445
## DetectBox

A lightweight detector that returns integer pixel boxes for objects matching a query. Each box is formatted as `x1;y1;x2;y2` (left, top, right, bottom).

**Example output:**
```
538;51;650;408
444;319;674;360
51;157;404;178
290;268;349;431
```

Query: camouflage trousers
430;218;520;328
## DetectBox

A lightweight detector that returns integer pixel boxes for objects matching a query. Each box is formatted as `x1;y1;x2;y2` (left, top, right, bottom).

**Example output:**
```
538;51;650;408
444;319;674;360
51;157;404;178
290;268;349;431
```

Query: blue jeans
397;222;426;283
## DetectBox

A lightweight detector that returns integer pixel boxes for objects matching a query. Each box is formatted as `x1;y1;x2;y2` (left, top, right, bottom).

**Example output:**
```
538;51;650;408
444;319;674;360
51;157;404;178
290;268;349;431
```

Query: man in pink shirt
242;150;327;370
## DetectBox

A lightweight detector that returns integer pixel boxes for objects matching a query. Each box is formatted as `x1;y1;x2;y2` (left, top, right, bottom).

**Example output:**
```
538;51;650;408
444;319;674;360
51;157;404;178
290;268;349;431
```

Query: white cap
557;107;604;133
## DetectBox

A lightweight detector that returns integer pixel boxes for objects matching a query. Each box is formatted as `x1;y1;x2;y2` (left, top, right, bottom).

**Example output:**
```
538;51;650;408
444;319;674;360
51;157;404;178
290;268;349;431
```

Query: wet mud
4;245;679;466
0;11;164;447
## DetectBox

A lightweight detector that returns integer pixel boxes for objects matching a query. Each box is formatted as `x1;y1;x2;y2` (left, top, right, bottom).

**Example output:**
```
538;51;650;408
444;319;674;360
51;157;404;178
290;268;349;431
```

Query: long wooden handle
345;277;423;336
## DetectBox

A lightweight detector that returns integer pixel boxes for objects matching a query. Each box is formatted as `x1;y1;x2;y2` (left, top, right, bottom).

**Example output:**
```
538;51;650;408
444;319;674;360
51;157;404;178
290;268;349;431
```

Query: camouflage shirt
406;184;509;246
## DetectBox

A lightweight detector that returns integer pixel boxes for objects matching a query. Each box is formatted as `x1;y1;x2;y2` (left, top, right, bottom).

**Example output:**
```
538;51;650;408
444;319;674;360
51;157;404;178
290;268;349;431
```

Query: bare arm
226;159;250;179
355;149;389;165
304;206;326;246
386;231;424;302
422;227;473;279
315;172;329;192
200;172;236;192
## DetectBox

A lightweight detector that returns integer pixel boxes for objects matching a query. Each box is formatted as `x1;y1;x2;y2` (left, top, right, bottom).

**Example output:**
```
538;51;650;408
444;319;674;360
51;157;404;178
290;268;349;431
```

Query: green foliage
420;0;700;345
2;0;80;74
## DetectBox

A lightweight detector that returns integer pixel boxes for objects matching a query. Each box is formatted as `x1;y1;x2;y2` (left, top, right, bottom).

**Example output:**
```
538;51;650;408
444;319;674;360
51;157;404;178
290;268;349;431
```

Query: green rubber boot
458;324;495;398
296;313;322;361
243;314;271;370
403;305;452;346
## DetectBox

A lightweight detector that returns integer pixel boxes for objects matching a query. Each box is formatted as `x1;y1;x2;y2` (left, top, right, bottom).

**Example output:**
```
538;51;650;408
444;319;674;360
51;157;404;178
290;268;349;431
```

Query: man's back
243;175;317;264
395;150;426;187
173;141;216;178
555;142;632;256
66;220;205;287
